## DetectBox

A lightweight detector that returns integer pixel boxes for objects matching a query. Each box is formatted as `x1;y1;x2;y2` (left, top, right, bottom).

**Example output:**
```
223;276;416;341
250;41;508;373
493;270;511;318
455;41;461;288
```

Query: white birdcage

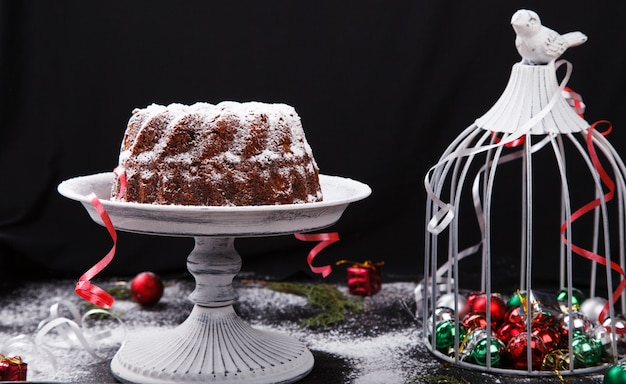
419;11;626;377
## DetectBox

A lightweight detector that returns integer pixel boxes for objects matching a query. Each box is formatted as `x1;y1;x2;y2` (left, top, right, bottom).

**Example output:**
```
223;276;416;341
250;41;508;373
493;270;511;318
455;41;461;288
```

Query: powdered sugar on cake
113;101;323;206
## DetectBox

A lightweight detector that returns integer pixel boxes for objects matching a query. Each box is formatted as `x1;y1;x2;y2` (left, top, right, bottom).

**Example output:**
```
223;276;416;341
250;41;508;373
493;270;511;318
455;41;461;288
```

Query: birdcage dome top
474;61;589;135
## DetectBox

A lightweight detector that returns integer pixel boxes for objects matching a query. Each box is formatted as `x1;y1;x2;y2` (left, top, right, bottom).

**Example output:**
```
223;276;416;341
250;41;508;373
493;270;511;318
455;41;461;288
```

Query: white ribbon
35;300;125;360
0;299;126;380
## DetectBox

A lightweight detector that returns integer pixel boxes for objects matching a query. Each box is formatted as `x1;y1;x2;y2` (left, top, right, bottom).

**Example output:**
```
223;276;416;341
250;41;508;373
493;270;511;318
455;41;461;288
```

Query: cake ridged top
115;101;323;206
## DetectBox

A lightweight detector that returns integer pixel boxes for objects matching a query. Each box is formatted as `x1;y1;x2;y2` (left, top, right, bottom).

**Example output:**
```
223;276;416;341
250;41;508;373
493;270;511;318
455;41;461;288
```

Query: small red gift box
338;260;383;296
0;355;27;381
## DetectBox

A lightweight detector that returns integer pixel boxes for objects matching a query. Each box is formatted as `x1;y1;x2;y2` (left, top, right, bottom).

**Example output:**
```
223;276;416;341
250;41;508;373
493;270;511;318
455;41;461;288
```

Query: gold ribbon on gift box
0;354;24;365
335;260;384;270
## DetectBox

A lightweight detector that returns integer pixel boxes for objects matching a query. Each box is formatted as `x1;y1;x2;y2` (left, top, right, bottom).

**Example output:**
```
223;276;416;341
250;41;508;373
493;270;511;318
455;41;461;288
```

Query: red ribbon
560;120;626;332
490;132;526;148
294;232;340;278
562;86;586;117
75;193;117;309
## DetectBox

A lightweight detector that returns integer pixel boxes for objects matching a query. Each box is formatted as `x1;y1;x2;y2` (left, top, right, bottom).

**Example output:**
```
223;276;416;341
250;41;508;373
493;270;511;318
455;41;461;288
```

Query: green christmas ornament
506;291;526;309
556;287;585;312
604;363;626;384
470;336;506;367
435;319;466;352
572;334;602;367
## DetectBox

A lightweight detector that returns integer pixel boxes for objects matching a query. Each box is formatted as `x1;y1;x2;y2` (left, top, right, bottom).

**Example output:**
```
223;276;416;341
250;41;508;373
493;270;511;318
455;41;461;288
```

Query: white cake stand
58;172;371;384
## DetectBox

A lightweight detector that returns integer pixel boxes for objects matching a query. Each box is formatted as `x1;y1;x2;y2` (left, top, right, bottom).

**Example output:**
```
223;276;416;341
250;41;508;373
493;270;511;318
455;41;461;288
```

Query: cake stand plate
58;173;371;384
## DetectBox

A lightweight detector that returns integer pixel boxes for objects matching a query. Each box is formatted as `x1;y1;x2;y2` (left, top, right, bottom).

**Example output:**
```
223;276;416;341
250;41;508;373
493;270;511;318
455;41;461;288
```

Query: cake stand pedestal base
110;237;314;384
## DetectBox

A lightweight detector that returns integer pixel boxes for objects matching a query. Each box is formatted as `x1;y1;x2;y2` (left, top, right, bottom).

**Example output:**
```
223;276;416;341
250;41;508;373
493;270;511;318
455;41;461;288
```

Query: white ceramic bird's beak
510;10;523;25
510;10;525;34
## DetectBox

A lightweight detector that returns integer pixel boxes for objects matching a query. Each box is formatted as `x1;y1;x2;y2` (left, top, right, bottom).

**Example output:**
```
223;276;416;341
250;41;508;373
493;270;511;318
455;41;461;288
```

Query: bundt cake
111;101;323;206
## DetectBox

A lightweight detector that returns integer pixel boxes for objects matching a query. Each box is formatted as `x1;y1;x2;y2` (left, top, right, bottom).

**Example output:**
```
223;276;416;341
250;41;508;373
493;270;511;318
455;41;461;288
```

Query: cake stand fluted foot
111;304;313;383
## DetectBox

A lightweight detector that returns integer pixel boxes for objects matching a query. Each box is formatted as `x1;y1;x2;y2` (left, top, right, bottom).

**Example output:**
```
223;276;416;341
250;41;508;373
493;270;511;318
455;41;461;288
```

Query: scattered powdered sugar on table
237;282;309;309
0;278;607;383
240;281;428;383
290;325;417;383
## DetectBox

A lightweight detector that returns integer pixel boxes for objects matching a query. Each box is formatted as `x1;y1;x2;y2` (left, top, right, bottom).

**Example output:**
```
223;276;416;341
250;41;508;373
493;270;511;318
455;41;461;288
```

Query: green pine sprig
260;281;363;328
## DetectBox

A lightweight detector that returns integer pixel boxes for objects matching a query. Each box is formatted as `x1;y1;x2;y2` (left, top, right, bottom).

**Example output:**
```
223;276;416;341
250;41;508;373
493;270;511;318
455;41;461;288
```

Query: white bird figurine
511;9;587;65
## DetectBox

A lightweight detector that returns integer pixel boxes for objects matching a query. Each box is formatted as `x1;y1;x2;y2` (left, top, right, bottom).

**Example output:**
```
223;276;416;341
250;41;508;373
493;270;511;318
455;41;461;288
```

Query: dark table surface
0;274;610;383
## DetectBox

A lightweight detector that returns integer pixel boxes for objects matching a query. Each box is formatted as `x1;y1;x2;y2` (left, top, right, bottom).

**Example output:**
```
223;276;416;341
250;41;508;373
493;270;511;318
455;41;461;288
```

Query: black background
1;1;626;289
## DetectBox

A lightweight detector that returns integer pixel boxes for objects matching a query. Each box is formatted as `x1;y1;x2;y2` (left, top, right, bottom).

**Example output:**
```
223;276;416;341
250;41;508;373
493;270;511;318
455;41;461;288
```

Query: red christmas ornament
130;271;164;306
496;322;525;345
466;291;482;309
463;312;490;330
532;324;561;351
508;332;548;370
505;306;526;325
532;307;560;328
471;293;507;325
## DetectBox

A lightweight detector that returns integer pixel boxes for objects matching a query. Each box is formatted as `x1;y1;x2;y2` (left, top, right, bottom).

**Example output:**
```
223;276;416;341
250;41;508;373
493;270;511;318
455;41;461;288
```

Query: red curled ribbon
75;166;127;308
294;232;340;278
75;193;117;309
560;120;626;332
